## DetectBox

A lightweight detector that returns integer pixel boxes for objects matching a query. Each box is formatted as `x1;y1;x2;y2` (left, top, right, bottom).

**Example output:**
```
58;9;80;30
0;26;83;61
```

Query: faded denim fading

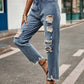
13;0;60;81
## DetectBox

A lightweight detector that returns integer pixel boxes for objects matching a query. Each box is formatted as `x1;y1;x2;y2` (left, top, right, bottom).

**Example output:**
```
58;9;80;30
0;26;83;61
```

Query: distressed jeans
13;0;60;80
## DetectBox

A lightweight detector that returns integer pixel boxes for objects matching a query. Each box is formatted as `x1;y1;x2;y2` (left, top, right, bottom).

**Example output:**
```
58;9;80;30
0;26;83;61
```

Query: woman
13;0;60;84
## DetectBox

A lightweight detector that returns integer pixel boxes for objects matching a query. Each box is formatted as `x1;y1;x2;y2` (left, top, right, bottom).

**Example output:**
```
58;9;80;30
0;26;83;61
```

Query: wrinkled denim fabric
13;0;60;80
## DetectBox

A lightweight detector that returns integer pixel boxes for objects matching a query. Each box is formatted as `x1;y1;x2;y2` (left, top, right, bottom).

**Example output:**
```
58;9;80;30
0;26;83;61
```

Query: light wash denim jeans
13;0;60;80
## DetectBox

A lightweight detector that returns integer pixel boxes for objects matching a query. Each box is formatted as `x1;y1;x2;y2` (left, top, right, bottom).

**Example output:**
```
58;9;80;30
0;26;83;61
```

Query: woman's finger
21;16;25;26
25;20;28;25
21;20;24;26
24;16;28;25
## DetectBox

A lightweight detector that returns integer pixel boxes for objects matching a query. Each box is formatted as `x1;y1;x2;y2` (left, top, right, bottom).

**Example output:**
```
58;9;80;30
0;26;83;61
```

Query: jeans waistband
33;0;57;7
34;0;57;3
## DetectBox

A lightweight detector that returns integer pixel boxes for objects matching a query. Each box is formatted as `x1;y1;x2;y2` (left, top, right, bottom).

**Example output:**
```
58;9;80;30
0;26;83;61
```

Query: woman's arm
21;0;33;25
23;0;33;15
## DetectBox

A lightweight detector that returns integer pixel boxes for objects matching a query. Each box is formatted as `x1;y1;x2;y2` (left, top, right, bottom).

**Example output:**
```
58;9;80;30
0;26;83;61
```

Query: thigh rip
46;15;53;23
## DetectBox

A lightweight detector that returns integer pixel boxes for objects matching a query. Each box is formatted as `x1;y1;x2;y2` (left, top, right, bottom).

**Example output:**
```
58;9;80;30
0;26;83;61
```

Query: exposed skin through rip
46;15;53;23
45;47;52;52
47;26;53;32
45;40;52;45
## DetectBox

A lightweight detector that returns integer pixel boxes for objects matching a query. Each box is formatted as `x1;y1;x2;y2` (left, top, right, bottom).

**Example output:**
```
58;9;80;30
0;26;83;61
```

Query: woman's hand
21;15;28;26
21;0;33;26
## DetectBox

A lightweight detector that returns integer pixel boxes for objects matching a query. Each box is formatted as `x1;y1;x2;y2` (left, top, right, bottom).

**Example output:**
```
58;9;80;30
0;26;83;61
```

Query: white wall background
7;0;66;30
7;0;27;30
57;0;66;25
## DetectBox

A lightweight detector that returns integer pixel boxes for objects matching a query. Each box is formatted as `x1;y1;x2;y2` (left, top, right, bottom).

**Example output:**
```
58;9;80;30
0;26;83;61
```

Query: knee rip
45;47;52;52
14;30;22;38
46;26;53;32
45;40;52;52
45;40;52;45
46;15;53;23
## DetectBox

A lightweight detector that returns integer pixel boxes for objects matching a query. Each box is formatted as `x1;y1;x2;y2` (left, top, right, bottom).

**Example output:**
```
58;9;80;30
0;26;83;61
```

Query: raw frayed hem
32;57;44;65
47;78;59;81
47;76;60;81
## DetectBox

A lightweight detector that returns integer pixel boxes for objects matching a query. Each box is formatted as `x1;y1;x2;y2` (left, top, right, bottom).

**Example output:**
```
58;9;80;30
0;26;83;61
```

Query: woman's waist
34;0;57;3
